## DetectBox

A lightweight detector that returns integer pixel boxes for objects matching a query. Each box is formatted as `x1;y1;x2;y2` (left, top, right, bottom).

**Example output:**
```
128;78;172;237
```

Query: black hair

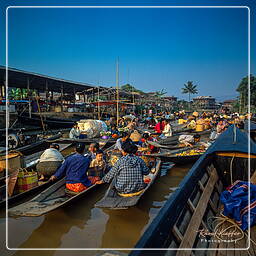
121;131;130;138
50;143;60;150
96;149;104;155
76;143;86;154
142;133;150;139
121;141;138;154
193;134;201;139
90;142;100;150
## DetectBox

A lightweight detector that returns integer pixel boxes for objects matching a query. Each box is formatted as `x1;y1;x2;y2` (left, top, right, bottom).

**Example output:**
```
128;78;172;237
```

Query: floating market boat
0;143;73;208
146;146;206;164
18;113;76;128
8;143;111;215
95;159;161;209
129;125;256;255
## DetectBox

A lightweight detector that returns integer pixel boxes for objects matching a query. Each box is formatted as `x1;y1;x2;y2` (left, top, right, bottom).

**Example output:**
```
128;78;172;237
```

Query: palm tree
182;81;198;109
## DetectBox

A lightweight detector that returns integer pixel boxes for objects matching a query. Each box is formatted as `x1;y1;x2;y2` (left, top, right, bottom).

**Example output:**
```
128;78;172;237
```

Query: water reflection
3;163;190;256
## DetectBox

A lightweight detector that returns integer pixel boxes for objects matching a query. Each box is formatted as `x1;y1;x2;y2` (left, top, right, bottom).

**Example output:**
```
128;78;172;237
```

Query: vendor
50;143;97;193
160;119;172;138
141;132;158;153
69;123;81;139
114;132;133;152
37;143;64;180
96;141;149;195
154;119;165;134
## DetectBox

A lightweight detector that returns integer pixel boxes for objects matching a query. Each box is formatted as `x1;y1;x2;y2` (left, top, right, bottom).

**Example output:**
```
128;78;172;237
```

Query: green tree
236;74;256;112
181;81;198;109
121;84;144;94
155;89;167;97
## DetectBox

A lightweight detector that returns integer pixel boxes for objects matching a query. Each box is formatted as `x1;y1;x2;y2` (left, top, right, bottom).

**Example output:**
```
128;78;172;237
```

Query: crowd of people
37;110;251;195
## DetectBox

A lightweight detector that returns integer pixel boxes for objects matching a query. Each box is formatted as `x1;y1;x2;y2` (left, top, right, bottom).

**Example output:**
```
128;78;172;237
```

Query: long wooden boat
146;147;205;164
8;177;101;217
129;125;256;255
18;113;76;128
8;143;111;215
95;159;162;209
0;143;73;208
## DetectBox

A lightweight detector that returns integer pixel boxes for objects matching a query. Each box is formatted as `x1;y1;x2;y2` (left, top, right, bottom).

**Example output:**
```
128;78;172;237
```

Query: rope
230;155;235;184
207;213;256;247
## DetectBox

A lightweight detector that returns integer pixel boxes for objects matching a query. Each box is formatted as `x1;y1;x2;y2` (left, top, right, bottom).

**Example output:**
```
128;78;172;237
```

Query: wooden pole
45;80;49;112
98;85;100;120
27;77;31;118
61;84;64;112
36;95;46;131
116;58;119;125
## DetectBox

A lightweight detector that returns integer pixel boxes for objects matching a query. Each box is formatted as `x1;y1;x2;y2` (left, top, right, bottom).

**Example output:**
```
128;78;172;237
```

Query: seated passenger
87;149;108;178
114;132;133;152
37;143;64;181
50;143;97;193
69;123;81;139
96;141;149;195
141;133;158;153
86;142;100;160
160;119;172;139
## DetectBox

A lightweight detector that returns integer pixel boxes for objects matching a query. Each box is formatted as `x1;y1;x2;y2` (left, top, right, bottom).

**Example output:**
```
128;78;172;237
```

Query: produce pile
175;149;205;156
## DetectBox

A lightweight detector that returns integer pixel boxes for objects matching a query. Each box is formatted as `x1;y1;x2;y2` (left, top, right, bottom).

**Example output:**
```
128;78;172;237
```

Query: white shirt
162;123;172;137
69;128;80;139
39;148;64;162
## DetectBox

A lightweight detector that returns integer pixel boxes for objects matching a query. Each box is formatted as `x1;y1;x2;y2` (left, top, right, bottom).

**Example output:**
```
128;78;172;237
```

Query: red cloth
66;176;100;192
155;122;165;133
155;122;162;133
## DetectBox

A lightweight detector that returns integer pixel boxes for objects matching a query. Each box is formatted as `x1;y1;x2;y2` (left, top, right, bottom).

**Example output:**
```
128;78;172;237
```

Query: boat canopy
206;125;256;155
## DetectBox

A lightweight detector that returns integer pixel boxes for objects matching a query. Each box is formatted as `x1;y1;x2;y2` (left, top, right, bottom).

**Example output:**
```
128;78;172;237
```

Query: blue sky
0;0;255;102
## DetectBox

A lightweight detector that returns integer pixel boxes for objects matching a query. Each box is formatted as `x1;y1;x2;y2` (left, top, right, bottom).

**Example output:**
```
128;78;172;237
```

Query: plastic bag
220;180;256;231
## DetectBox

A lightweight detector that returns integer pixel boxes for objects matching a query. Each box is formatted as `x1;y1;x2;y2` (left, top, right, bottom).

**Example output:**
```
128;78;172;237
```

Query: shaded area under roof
0;66;107;94
244;120;256;132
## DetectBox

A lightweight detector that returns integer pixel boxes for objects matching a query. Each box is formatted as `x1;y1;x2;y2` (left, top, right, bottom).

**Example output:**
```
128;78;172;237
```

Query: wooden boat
8;143;111;215
18;113;76;128
0;143;73;208
129;125;256;255
8;177;101;217
146;146;205;164
95;159;162;209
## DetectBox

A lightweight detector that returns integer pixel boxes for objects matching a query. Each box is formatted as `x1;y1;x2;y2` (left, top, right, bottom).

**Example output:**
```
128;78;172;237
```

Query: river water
1;151;191;256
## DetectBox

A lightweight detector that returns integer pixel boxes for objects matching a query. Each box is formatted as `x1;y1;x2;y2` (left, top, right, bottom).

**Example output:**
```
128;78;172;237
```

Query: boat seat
64;188;80;196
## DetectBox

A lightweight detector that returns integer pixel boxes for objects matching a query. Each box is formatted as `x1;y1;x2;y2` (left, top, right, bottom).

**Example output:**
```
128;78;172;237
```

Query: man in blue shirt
50;143;93;193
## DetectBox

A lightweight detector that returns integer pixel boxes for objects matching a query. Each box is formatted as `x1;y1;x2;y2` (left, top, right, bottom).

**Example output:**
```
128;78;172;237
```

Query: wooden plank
172;225;183;243
176;167;219;256
248;226;256;255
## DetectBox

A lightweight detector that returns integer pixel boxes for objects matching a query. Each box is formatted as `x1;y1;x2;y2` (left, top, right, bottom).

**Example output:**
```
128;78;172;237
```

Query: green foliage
236;74;256;109
155;89;167;98
182;81;198;97
181;81;198;109
121;84;144;94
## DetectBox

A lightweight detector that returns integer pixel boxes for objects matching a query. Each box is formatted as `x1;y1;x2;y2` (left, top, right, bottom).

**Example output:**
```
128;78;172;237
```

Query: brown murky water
0;147;192;256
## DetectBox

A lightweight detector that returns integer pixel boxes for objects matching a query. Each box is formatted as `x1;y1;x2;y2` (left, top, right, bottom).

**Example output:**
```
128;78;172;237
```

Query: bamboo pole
98;85;100;120
116;59;119;125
